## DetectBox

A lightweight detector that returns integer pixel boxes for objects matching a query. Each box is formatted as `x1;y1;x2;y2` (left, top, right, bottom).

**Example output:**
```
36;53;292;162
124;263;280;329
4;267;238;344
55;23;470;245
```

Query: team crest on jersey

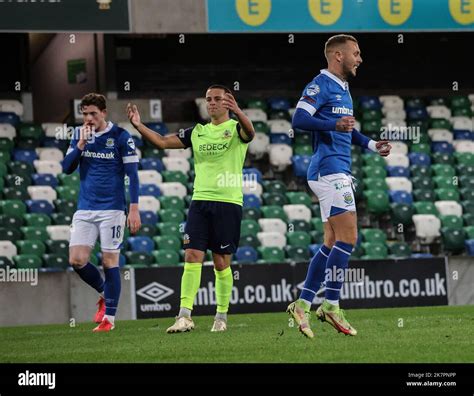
127;137;136;150
306;84;320;96
106;138;115;148
335;95;342;101
223;130;232;139
183;234;190;245
343;191;354;205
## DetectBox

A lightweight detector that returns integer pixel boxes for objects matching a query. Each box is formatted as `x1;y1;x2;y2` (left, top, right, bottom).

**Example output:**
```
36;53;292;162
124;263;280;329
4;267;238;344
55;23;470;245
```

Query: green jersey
178;119;249;205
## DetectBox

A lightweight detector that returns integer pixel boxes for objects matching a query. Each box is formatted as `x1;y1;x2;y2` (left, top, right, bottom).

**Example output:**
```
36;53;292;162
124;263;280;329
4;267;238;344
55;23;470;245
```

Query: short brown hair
324;34;358;58
207;84;232;95
80;93;107;111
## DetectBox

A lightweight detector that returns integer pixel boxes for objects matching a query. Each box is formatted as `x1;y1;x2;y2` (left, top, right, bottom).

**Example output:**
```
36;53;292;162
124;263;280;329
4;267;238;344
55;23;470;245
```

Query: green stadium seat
288;219;311;232
361;242;388;260
311;203;321;217
242;207;261;221
351;244;364;259
2;187;29;201
362;120;382;133
295;132;311;146
0;151;11;163
411;176;435;191
432;164;455;178
152;235;181;251
363;190;390;214
390;203;415;226
286;231;311;247
388;242;411;258
413;201;439;215
43;254;69;269
286;192;312;206
0;227;22;242
50;213;72;225
4;174;31;188
8;161;35;177
413;189;436;202
0;162;7;178
136;224;157;238
152;250;180;266
459;175;474;190
19;124;43;139
432;152;455;165
253;121;270;134
45;239;69;255
0;200;27;216
162;170;188;184
13;254;42;269
460;188;474;201
262;192;288;206
464;213;474;226
410;165;431;178
440;215;463;230
450;95;471;109
239;234;260;248
158;196;185;211
15;240;46;256
56;185;79;201
285;246;310;261
57;173;80;187
362;110;382;122
310;230;324;244
362;154;385;167
452;108;472;117
310;217;323;232
363;178;388;191
362;166;387;179
261;205;287;221
0;214;24;228
23;213;51;227
461;200;474;215
455;152;474;166
0;137;14;152
158;209;185;223
410;143;431;155
125;251;154;266
262;180;287;194
360;228;387;244
351;154;363;168
247;99;267;111
435;188;460;201
20;226;49;242
157;222;182;239
54;200;77;216
16;138;37;150
441;228;465;253
464;226;474;239
240;219;260;237
142;147;163;159
257;246;285;263
456;164;474;176
294;145;313;156
430;118;451;130
351;166;363;181
433;176;457;190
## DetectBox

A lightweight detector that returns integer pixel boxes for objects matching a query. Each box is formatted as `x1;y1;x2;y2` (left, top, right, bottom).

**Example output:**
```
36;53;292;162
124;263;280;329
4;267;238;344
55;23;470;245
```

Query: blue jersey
67;122;139;211
296;69;354;180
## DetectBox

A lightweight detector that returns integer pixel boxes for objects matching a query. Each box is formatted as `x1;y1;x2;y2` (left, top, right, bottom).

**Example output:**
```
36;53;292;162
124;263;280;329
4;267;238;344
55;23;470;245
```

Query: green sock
215;267;233;314
180;262;203;310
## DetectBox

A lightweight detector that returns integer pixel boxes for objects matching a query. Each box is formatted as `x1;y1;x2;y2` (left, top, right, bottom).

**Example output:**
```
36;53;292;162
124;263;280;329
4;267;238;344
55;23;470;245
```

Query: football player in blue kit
62;93;141;332
287;35;392;338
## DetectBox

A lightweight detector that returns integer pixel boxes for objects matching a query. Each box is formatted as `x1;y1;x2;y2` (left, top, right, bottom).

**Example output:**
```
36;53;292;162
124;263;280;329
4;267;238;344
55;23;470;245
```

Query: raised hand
126;103;141;128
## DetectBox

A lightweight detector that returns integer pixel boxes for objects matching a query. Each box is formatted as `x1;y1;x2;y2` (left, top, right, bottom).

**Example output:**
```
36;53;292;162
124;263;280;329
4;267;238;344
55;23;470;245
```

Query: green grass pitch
0;305;473;363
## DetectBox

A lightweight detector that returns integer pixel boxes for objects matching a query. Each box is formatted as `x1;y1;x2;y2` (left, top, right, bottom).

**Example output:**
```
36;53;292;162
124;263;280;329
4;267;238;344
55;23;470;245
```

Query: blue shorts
184;200;242;255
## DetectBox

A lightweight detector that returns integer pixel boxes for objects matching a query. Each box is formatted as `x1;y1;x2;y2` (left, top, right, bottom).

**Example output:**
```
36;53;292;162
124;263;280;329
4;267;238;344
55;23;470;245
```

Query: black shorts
184;200;242;255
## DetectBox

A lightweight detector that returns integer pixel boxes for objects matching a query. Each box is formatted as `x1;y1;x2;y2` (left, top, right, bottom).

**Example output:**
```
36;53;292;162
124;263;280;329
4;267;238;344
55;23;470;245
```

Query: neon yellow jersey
178;119;249;206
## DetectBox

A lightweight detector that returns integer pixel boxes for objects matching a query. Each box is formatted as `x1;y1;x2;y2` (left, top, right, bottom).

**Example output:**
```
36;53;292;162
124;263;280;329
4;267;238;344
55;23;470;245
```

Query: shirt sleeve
295;79;328;116
176;127;194;148
120;131;139;165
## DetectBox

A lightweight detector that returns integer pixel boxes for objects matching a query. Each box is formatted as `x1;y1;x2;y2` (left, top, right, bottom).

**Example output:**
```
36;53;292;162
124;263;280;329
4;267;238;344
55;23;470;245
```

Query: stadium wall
447;257;474;306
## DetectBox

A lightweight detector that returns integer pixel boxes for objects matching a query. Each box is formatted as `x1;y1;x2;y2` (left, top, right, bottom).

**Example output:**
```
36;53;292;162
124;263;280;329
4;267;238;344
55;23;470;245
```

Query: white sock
326;299;339;306
104;314;115;324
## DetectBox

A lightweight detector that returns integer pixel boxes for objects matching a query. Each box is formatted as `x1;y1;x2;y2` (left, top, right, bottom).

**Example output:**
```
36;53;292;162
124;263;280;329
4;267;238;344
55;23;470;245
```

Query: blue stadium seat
431;142;454;154
235;246;258;263
453;131;473;140
144;122;168;135
389;190;413;204
139;184;161;197
267;97;291;111
243;167;263;184
359;96;381;110
42;137;69;150
411;253;434;258
140;211;158;225
31;173;58;188
409;152;431;166
292;155;311;178
140;158;164;172
243;194;261;208
407;108;429;120
97;252;127;267
131;136;144;147
25;199;54;215
465;240;474;256
309;243;322;256
13;149;38;164
127;236;154;253
386;166;410;178
0;112;20;126
270;133;292;145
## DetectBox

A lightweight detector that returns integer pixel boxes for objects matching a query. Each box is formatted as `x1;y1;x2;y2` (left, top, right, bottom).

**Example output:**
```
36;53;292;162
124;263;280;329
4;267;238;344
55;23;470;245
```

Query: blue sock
324;241;353;304
74;262;104;294
104;267;121;316
299;245;331;305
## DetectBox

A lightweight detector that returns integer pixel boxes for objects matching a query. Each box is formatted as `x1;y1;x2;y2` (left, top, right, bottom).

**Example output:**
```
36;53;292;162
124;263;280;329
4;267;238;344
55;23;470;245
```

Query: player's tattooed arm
222;93;255;142
126;103;185;149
